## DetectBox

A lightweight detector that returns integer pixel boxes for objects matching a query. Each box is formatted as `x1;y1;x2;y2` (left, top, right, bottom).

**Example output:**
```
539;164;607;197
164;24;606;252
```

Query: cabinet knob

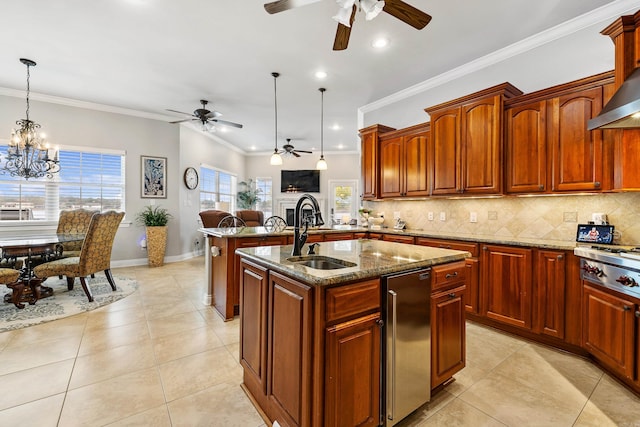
557;255;563;260
376;319;384;327
538;184;544;190
448;293;457;299
594;182;601;188
482;246;488;251
623;305;631;311
636;311;640;318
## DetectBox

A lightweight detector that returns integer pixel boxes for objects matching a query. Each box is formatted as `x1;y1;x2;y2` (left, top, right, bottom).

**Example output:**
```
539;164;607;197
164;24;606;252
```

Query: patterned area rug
0;275;138;332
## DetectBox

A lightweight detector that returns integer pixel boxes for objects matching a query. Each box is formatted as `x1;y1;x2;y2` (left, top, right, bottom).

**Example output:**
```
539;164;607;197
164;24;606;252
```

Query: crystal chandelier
2;58;59;180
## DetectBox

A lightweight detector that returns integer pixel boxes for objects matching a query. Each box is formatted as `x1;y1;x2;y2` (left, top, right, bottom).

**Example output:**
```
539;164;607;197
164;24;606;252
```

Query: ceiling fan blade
166;109;194;117
204;110;223;118
383;0;432;29
333;5;356;51
294;150;312;154
264;0;321;14
169;119;192;124
293;152;301;158
212;119;243;129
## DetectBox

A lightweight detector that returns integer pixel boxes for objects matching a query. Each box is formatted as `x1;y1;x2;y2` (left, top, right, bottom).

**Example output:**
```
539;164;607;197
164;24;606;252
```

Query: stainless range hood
588;67;640;130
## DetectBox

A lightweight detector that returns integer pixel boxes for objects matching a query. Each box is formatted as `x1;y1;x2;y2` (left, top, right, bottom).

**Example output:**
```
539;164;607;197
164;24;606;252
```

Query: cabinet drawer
325;279;380;324
416;238;479;257
432;261;467;291
324;232;354;242
382;234;415;244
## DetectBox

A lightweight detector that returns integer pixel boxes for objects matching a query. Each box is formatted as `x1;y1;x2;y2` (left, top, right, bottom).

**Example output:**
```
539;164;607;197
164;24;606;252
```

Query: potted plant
136;205;172;267
237;179;261;210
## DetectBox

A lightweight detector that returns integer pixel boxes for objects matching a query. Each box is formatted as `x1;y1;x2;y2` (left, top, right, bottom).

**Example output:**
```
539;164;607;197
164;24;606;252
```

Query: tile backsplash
365;193;640;246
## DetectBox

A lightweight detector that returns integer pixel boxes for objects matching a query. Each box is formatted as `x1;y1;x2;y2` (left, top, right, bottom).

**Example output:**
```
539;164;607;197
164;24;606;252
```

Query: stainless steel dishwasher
382;268;432;426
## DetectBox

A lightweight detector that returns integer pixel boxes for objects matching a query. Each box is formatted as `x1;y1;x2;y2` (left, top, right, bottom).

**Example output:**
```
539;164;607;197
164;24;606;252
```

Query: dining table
0;234;85;308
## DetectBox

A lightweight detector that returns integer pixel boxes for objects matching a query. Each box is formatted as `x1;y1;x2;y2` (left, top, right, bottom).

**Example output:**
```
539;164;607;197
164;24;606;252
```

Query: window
328;180;358;224
0;145;125;221
255;177;272;218
200;165;237;213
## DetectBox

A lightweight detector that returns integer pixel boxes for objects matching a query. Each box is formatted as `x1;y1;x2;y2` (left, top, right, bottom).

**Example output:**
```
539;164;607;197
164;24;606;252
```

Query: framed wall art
141;155;167;198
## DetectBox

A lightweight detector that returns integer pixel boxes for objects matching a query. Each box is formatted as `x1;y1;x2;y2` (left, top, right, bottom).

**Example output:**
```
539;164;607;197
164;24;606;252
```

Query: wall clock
183;167;199;190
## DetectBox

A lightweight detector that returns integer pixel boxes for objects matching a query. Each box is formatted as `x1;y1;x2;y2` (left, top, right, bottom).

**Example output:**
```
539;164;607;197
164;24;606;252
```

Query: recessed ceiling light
372;37;389;48
331;124;341;131
250;145;256;151
315;70;328;79
338;144;345;149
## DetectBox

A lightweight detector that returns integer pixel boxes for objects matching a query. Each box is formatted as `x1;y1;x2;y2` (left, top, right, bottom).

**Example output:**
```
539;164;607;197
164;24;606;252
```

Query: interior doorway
328;180;358;225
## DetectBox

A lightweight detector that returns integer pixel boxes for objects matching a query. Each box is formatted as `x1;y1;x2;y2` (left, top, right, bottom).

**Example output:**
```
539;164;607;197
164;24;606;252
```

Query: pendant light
270;72;283;166
316;88;328;170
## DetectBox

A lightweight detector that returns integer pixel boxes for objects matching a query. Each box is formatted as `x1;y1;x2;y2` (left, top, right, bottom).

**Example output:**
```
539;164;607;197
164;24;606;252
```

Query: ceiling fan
167;100;243;131
279;139;312;157
263;0;431;50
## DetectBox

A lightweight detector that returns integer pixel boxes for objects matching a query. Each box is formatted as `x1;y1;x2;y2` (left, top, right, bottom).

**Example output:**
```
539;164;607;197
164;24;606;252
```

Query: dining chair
235;210;264;226
56;208;98;257
198;209;230;228
34;211;125;302
0;268;20;287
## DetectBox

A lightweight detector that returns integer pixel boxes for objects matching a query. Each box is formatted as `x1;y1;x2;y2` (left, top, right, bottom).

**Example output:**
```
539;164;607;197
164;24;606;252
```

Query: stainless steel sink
287;255;357;270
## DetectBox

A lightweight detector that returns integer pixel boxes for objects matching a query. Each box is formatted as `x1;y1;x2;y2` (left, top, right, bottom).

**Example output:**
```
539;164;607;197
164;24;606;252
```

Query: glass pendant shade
332;6;353;27
270;151;283;165
361;0;385;20
316;156;327;170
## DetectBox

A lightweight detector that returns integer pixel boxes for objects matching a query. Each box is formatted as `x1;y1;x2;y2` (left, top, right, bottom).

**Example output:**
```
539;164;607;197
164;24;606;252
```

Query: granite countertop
199;225;576;251
236;239;469;286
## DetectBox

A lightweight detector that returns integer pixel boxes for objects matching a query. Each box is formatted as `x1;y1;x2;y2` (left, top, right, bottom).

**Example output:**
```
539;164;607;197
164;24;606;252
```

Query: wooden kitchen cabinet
533;250;566;339
505;100;548;193
268;271;313;427
425;83;522;195
360;124;396;200
583;283;635;379
381;234;415;245
323;232;355;242
549;86;605;192
431;285;466;389
416;237;480;314
480;244;533;330
379;123;430;198
325;313;381;427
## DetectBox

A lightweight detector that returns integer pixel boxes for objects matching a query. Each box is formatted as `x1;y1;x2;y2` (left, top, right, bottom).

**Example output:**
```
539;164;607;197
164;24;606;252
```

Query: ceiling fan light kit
168;99;243;132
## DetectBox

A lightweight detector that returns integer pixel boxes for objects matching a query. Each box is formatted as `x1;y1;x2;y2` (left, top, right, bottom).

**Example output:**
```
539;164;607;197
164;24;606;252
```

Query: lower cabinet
325;313;381;427
480;244;533;330
431;285;466;389
533;250;566;339
583;283;635;379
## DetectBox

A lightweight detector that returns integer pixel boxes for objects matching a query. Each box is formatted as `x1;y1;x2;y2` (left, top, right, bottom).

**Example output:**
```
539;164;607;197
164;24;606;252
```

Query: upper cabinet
505;72;615;194
379;123;430;198
359;124;396;200
425;83;522;196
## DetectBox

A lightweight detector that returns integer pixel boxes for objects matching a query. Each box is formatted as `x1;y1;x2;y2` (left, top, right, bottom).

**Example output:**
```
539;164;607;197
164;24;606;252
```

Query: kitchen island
236;239;469;427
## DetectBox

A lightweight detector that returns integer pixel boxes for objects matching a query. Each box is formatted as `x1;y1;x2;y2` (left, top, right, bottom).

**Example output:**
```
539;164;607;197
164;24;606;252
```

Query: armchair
199;210;231;228
235;210;264;227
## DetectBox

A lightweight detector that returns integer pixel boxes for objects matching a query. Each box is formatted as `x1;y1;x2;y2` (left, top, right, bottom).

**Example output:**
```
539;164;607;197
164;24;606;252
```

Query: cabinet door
464;258;480;315
481;245;533;330
380;136;403;198
268;272;313;427
505;101;547;193
431;285;466;388
235;236;288;307
534;250;565;339
361;131;379;200
461;96;503;194
550;87;604;191
583;284;635;379
325;313;381;427
403;132;430;197
431;108;461;195
239;260;269;397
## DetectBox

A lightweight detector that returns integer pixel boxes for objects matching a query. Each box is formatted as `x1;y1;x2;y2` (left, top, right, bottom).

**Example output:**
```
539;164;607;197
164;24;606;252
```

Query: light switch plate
470;212;478;223
440;212;446;221
428;212;434;221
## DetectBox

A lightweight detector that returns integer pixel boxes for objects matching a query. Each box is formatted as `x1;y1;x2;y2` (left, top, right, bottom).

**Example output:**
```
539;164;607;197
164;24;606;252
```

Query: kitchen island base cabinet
431;285;466;389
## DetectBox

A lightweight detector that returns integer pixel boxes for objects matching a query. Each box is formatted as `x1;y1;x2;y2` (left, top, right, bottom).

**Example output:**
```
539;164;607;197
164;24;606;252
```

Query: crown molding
358;0;639;117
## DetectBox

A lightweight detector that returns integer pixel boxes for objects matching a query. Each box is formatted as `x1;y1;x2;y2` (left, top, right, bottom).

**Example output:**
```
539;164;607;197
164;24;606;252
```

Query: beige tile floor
0;257;639;426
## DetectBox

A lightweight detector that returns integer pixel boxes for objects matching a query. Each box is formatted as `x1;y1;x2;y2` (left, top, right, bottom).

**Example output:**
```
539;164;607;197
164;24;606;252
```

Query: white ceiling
0;0;626;155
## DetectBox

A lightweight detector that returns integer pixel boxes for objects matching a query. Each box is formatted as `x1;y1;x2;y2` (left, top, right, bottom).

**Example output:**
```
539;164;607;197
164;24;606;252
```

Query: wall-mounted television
281;169;320;193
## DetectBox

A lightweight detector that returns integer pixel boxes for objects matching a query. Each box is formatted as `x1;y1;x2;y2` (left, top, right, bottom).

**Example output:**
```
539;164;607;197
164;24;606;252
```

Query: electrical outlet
428;212;434;221
470;212;478;223
440;212;446;221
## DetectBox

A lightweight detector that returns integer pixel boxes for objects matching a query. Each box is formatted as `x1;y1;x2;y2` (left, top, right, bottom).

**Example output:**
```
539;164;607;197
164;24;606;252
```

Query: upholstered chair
34;211;124;302
0;268;20;287
56;208;98;257
199;210;231;228
235;210;264;227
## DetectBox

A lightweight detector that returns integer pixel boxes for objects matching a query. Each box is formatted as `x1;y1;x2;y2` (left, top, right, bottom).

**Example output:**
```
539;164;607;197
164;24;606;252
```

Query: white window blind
0;146;125;221
255;177;273;217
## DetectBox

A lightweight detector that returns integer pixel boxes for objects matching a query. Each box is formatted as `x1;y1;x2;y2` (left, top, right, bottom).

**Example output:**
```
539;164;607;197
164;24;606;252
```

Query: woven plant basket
146;226;167;267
